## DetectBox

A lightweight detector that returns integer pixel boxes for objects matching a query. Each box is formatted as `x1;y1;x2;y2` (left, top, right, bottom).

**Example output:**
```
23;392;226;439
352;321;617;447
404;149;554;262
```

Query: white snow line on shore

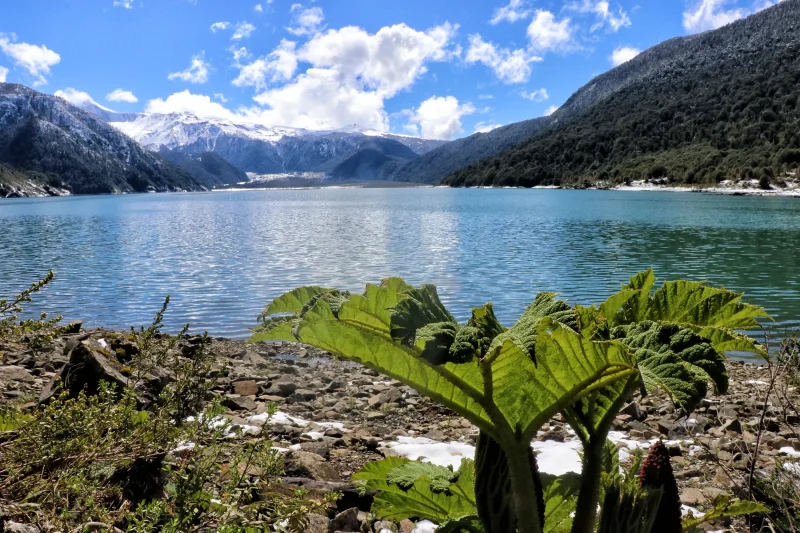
247;411;345;431
779;446;800;458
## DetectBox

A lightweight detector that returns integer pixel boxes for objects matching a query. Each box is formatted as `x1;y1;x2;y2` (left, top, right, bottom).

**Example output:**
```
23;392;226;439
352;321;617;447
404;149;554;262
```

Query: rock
329;507;360;532
276;381;298;396
222;395;258;411
680;487;708;506
621;401;644;420
398;520;415;533
39;342;130;403
0;365;34;383
299;441;331;459
304;514;329;533
373;520;398;533
366;411;385;421
232;380;258;396
721;418;742;434
284;451;341;481
3;522;40;533
64;320;83;334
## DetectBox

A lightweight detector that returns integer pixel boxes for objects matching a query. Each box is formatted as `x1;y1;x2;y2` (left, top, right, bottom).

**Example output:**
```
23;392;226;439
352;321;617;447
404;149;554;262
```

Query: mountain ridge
0;83;202;196
444;0;800;187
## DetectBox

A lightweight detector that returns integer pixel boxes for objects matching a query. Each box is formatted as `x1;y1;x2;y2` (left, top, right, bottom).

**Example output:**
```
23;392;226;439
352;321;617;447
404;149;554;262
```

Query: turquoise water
1;189;798;350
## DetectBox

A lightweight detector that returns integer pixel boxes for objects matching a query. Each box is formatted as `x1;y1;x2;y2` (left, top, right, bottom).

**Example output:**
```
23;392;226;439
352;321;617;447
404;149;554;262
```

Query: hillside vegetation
390;117;549;184
444;0;800;188
157;150;248;187
0;84;200;196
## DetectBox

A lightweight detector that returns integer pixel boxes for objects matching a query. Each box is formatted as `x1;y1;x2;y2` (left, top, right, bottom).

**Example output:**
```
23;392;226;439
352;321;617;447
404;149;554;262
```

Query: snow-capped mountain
0;83;200;196
102;112;445;177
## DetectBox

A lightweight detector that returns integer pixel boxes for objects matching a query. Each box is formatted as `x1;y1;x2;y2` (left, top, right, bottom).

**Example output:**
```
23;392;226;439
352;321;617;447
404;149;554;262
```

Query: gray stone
373;521;398;533
329;507;360;532
232;380;258;396
0;365;34;383
4;522;40;533
284;451;341;481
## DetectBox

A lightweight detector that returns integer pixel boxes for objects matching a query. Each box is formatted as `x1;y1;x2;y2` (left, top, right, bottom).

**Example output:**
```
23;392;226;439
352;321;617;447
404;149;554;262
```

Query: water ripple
1;189;799;358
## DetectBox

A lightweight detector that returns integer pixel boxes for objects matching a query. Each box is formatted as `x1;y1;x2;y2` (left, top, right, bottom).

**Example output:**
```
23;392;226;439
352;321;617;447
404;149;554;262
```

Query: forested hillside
444;0;800;188
0;84;200;196
157;151;247;187
390;117;549;184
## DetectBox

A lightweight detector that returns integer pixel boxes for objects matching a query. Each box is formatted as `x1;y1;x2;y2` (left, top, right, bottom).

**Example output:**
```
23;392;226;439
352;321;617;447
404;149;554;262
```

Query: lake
1;188;798;354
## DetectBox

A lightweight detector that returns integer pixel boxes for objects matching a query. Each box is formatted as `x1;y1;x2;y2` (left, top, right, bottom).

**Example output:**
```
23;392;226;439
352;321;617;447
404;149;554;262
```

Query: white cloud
254;4;264;12
0;34;60;86
210;21;231;33
527;11;573;52
544;105;559;116
474;121;503;133
521;88;549;101
214;92;228;102
287;5;325;36
465;34;540;84
490;0;531;24
106;88;138;103
406;95;476;140
54;88;97;107
682;0;761;33
168;53;210;84
233;39;298;89
113;0;134;8
298;22;459;98
232;22;256;40
0;66;7;82
251;68;389;130
609;46;641;66
567;1;631;32
145;90;237;120
478;94;494;99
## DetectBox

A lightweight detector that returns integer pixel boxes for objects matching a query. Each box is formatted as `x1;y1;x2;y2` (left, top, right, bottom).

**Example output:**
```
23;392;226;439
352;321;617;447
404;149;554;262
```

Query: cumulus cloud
0;66;7;83
465;34;540;84
54;88;98;107
168;53;210;84
106;88;138;103
527;11;573;52
474;121;503;133
298;22;459;97
145;90;236;120
490;0;531;24
609;46;641;66
521;88;549;101
567;1;631;32
210;21;231;33
681;0;783;33
0;34;60;86
232;22;256;40
233;39;298;89
287;5;325;36
406;95;476;140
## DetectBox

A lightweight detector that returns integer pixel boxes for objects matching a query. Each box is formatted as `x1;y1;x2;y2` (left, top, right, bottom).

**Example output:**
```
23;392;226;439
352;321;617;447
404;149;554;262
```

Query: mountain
157;151;248;186
107;113;445;179
0;83;200;196
444;0;800;187
330;137;419;181
389;117;550;184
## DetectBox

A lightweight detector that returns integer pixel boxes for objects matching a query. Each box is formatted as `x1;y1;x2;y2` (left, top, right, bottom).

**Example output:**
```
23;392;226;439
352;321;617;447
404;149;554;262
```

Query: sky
0;0;784;140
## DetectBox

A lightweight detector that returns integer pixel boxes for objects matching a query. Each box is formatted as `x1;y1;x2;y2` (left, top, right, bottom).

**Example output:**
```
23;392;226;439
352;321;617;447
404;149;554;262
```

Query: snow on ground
247;411;345;431
779;446;800;458
410;520;438;533
379;437;475;469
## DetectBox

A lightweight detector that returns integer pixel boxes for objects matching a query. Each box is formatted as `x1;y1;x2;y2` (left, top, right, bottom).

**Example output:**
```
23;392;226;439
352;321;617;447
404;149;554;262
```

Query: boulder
329;507;360;532
284;451;341;481
232;380;259;396
39;342;130;403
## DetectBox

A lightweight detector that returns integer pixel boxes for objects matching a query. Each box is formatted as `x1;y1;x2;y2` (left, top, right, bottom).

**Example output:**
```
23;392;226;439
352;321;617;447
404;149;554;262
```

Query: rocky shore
2;327;799;533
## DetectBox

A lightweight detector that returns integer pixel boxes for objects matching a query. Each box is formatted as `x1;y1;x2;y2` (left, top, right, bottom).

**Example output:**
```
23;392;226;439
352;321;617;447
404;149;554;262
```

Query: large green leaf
488;319;637;439
354;458;477;524
681;496;768;531
257;286;333;320
541;473;581;533
612;321;727;412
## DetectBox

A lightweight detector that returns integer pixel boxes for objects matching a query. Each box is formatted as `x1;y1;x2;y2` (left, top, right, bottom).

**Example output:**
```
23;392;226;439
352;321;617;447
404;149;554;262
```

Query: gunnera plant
251;270;770;533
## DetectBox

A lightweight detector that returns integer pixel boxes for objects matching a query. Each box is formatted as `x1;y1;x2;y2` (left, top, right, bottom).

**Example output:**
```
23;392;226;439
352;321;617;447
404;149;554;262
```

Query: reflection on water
1;188;799;357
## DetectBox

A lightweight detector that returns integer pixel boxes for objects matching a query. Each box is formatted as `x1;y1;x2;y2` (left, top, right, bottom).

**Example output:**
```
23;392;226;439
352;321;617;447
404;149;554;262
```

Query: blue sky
0;0;782;139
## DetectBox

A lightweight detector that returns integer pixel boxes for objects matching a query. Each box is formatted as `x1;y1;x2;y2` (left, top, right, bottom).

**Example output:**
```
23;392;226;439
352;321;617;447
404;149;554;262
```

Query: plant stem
506;442;543;533
571;435;607;533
